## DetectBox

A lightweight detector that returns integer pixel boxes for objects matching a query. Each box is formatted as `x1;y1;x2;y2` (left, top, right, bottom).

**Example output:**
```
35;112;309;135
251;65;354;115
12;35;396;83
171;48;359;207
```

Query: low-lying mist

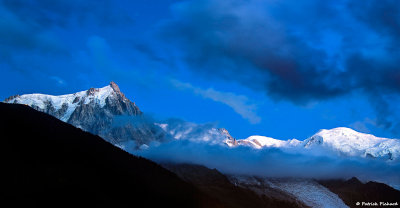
112;115;400;189
136;139;399;182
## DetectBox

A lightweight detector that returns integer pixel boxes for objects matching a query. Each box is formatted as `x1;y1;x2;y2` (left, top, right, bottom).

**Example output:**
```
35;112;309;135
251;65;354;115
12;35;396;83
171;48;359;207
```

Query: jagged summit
110;81;120;92
4;82;141;121
108;81;133;103
3;82;162;147
218;128;238;146
4;94;20;102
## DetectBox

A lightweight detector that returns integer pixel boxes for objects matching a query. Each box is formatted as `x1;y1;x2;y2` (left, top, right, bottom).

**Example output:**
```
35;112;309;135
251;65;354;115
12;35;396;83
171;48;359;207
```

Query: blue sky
1;0;400;140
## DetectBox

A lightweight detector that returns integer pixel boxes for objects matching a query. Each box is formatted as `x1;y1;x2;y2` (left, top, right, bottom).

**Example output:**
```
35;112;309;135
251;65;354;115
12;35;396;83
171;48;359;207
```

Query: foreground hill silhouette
318;177;400;208
0;103;221;208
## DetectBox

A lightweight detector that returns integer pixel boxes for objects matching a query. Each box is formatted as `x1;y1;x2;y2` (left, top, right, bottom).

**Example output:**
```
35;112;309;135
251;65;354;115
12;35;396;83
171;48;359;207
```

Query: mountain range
228;127;400;161
4;102;357;208
5;82;400;162
3;83;400;208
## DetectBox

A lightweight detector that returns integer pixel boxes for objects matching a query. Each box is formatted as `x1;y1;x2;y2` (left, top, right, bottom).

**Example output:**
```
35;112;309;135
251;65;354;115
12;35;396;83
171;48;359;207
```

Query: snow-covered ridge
155;120;232;145
4;82;120;122
239;135;301;149
304;127;393;156
152;119;400;161
231;127;400;161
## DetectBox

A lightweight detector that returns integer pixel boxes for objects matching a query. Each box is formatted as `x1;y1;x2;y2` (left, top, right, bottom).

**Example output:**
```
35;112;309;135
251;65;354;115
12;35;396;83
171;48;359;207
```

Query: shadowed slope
163;163;308;208
0;103;221;208
318;177;400;208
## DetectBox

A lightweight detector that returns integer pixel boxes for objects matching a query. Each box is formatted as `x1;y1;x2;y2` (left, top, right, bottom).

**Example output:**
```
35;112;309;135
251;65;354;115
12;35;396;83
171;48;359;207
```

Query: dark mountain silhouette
318;177;400;208
0;103;221;208
3;102;398;208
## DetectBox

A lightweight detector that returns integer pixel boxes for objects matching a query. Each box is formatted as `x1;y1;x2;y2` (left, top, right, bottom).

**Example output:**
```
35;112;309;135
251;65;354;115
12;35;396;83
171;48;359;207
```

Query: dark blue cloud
158;0;400;133
1;0;134;28
348;0;400;44
1;0;400;139
0;0;147;94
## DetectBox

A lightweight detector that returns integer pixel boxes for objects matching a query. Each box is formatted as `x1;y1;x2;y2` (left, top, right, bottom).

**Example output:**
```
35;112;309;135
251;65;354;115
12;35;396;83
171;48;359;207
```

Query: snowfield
5;85;116;122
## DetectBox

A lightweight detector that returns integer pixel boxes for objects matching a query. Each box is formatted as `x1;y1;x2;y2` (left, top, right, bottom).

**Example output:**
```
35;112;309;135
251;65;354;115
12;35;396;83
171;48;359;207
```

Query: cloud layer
1;0;400;138
160;0;400;133
136;138;400;188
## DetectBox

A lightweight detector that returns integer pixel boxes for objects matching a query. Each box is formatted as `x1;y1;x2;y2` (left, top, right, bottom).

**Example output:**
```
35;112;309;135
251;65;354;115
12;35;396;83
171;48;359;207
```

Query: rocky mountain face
219;128;238;146
4;82;164;147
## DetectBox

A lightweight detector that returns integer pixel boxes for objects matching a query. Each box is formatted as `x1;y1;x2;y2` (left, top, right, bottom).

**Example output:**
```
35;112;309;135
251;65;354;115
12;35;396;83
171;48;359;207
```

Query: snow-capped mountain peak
4;81;139;122
224;127;400;161
3;82;166;147
305;127;386;148
303;127;399;159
